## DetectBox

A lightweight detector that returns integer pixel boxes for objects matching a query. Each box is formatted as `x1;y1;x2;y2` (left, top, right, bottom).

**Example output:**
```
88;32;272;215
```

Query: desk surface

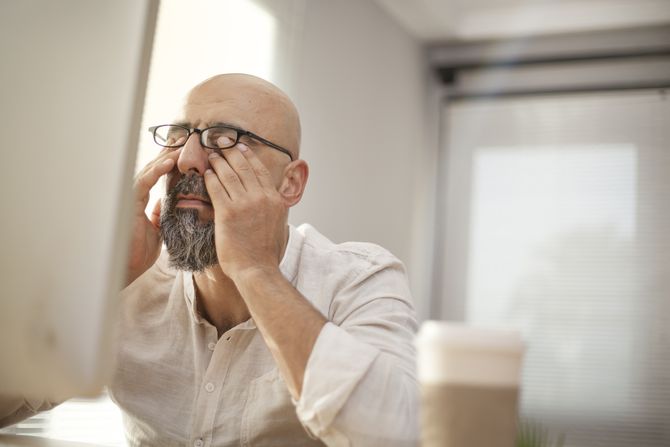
0;435;101;447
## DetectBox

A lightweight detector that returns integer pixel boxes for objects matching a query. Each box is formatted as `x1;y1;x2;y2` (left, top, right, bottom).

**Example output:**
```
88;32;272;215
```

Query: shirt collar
279;223;302;286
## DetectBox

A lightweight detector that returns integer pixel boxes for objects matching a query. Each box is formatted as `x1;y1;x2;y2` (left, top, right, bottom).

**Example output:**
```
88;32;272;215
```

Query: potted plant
517;420;566;447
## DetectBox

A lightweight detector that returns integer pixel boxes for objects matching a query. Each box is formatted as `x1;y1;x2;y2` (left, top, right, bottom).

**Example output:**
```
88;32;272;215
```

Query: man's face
158;74;300;272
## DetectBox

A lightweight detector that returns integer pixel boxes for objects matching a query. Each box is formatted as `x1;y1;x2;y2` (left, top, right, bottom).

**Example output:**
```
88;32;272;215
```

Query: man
1;74;418;446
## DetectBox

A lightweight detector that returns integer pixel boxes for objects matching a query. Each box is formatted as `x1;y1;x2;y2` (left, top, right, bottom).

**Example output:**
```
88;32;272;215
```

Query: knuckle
134;175;150;189
236;162;252;172
222;172;240;184
255;166;271;177
136;166;152;180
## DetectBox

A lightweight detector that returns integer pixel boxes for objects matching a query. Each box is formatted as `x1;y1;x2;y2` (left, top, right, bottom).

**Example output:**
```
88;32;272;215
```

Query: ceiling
372;0;670;42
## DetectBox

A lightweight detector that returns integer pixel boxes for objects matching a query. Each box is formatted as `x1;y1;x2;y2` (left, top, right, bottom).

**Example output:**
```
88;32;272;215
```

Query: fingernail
162;159;173;166
237;143;249;152
205;169;214;175
208;151;220;159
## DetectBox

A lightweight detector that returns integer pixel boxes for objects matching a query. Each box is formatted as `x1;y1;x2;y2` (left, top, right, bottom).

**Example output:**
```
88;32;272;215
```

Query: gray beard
159;174;218;272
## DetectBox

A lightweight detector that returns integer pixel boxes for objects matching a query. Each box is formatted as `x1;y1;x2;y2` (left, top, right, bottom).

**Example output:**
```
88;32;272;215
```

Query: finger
134;157;175;208
204;168;231;206
221;143;261;191
134;149;181;201
236;143;276;191
149;200;162;228
208;151;246;200
135;147;180;180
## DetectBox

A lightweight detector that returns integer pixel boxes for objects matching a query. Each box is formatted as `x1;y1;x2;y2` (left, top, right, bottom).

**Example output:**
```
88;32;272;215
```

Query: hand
125;148;182;286
203;144;288;280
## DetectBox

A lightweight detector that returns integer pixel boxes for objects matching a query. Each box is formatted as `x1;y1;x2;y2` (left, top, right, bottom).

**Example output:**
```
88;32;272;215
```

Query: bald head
183;73;301;160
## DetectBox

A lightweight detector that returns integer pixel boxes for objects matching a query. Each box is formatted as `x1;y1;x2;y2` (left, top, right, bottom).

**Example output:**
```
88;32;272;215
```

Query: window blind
437;89;670;446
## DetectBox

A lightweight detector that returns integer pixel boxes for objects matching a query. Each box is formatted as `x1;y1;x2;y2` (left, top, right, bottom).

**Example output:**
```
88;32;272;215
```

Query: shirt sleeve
0;396;59;429
294;251;419;446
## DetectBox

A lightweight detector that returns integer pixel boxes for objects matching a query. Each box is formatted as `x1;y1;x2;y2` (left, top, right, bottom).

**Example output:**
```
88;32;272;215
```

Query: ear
278;159;309;207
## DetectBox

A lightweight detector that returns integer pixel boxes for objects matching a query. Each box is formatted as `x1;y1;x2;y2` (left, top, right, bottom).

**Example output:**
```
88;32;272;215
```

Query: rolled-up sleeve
295;251;419;446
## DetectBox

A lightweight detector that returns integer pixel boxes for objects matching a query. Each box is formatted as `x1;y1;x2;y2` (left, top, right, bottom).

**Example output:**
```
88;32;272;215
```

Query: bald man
0;74;418;446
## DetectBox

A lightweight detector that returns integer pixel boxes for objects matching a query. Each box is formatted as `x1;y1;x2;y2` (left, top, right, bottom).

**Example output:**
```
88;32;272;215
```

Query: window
437;89;670;446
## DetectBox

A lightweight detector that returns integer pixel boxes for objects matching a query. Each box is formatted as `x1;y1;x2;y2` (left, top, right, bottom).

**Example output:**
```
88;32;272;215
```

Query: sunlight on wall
137;0;277;172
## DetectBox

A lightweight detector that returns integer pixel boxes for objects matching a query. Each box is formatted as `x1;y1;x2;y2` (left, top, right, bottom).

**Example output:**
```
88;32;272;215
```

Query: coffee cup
416;322;525;447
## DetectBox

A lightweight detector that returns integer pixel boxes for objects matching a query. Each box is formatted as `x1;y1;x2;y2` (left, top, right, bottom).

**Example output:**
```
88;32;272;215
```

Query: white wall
270;0;436;317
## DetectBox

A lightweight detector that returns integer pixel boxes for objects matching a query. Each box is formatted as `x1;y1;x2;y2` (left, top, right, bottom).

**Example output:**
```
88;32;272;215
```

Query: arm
204;146;418;445
203;144;325;399
233;267;327;399
235;262;418;447
294;255;419;446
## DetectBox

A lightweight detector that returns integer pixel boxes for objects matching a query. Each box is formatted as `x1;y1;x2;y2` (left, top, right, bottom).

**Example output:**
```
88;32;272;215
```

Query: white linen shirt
1;223;419;446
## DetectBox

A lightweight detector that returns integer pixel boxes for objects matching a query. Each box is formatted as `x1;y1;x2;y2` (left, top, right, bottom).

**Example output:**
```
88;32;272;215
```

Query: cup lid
416;321;525;386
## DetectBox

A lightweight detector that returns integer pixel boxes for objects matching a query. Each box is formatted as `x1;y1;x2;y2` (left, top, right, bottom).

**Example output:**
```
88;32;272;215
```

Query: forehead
176;75;300;158
181;81;280;132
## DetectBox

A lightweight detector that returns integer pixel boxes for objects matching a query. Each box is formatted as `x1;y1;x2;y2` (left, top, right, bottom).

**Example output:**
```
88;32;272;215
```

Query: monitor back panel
0;0;158;400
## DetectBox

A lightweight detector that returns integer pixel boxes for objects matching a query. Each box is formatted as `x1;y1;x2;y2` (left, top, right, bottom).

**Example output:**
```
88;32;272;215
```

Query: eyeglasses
148;124;294;161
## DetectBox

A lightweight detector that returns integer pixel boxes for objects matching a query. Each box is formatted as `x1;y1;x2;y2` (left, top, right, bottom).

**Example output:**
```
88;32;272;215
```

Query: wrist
229;264;284;287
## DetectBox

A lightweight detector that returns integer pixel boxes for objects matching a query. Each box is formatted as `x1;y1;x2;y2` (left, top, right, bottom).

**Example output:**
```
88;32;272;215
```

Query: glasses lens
154;125;188;147
202;127;238;149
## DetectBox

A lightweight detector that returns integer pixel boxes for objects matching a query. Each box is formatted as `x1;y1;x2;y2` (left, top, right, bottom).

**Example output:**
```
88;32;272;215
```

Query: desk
0;435;101;447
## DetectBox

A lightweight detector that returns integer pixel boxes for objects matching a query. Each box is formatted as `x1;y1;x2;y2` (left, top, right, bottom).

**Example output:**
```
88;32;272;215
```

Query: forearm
233;267;327;400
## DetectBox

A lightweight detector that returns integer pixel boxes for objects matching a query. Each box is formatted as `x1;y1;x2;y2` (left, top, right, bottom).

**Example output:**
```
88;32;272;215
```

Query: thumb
149;199;162;228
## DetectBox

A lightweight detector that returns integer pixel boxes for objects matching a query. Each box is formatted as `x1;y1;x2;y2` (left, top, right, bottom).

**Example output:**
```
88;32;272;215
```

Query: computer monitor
0;0;158;401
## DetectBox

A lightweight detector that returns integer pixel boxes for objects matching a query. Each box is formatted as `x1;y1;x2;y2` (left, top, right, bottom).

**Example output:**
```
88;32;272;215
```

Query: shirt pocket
240;368;325;447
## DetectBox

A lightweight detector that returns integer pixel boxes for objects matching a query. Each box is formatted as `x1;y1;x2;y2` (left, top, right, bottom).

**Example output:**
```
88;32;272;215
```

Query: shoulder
294;223;404;279
291;224;414;318
293;224;417;345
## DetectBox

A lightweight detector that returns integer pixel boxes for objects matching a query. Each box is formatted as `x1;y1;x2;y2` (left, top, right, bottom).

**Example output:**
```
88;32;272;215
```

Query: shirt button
207;342;216;351
205;382;215;393
194;439;203;447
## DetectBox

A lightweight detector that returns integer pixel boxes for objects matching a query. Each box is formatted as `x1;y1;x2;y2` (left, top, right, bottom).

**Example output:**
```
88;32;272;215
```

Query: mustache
165;174;211;209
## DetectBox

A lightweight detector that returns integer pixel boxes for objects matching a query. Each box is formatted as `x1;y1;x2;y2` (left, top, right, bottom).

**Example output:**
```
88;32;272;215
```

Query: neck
192;224;291;337
193;267;247;337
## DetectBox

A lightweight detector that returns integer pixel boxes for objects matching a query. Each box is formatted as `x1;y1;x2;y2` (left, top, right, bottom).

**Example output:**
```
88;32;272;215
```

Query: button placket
191;332;237;447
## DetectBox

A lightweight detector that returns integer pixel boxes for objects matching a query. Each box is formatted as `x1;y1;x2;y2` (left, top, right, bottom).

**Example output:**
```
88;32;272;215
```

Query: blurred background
3;0;669;445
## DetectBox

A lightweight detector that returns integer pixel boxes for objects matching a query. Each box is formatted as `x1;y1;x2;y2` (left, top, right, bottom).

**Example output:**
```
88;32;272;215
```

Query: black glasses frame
148;124;294;161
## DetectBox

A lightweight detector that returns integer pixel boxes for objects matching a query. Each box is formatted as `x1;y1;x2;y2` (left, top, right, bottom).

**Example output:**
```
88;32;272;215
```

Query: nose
176;131;210;176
